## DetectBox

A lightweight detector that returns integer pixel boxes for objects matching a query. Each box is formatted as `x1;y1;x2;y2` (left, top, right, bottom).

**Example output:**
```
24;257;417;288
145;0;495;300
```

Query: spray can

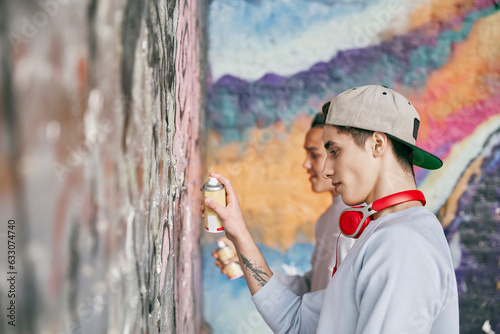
217;240;243;280
202;177;226;233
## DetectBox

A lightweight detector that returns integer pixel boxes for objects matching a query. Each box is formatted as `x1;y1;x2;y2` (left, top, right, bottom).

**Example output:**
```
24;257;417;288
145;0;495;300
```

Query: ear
371;132;388;157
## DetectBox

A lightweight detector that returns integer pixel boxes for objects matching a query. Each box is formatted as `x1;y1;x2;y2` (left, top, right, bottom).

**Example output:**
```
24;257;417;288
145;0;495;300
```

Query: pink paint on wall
173;0;205;332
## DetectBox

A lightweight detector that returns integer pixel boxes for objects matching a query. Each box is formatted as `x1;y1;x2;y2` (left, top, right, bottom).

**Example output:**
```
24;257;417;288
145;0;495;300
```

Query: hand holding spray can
216;240;243;280
202;177;226;233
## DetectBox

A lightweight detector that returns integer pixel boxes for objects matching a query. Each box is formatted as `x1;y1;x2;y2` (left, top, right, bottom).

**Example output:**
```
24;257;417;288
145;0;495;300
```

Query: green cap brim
388;135;443;170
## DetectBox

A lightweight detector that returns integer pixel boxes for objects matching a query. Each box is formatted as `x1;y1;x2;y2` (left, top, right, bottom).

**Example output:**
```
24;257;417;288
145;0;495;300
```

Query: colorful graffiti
204;0;500;333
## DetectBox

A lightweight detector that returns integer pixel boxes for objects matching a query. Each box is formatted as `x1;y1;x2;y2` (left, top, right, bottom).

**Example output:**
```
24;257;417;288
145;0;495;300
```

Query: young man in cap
213;113;355;296
203;85;459;333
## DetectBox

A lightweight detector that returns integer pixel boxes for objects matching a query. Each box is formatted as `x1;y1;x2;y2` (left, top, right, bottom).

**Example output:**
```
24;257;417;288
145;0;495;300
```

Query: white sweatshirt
252;206;459;333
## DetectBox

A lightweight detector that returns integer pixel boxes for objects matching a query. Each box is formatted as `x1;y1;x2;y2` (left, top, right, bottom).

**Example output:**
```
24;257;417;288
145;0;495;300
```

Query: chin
313;185;332;194
311;185;321;193
340;195;364;207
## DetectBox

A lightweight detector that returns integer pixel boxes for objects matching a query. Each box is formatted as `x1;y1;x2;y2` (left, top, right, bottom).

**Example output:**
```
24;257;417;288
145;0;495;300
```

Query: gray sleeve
273;270;312;297
252;274;323;334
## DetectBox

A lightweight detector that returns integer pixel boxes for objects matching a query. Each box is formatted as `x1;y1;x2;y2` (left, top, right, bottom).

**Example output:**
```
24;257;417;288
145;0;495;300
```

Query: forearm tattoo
240;254;270;287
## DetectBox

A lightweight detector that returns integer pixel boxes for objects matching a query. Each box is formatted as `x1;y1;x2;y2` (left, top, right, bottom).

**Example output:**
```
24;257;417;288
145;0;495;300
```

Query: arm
273;271;312;297
252;275;323;333
203;172;323;333
203;172;273;295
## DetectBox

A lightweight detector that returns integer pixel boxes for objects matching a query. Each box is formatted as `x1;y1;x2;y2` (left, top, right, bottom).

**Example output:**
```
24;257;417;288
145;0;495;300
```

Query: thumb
205;198;225;218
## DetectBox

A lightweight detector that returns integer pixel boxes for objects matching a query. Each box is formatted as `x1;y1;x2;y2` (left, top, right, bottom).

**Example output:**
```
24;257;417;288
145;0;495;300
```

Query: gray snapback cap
324;85;443;170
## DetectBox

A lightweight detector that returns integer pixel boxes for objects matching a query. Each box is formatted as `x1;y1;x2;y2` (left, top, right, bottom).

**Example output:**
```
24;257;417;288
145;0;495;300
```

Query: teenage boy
203;85;459;333
213;114;355;296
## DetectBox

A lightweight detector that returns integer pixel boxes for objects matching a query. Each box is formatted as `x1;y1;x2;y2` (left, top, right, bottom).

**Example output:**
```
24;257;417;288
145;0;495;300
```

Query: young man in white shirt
213;114;355;296
203;85;459;333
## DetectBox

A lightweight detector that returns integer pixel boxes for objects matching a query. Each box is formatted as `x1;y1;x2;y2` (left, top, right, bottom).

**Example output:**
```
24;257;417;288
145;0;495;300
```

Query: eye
311;154;320;159
329;150;338;156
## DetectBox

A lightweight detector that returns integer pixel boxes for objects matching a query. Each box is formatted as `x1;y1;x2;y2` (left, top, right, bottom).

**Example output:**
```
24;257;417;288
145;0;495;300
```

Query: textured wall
204;0;500;333
0;0;205;333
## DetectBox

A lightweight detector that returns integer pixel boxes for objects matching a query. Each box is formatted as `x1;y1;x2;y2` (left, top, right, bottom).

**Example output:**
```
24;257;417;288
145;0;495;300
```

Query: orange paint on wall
425;11;500;114
206;117;332;250
410;11;500;141
409;0;476;30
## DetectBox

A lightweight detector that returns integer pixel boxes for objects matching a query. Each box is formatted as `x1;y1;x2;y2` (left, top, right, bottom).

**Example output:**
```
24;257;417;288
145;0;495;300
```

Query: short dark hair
311;113;325;129
335;125;415;176
389;137;415;176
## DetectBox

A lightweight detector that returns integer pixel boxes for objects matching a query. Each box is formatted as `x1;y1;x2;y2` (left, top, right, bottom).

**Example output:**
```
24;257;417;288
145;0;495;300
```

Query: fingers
208;172;239;205
213;252;234;273
204;197;225;219
223;256;239;265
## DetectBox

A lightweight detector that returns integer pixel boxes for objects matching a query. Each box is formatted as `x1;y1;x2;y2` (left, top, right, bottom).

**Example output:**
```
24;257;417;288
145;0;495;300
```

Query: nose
303;155;311;170
322;159;333;179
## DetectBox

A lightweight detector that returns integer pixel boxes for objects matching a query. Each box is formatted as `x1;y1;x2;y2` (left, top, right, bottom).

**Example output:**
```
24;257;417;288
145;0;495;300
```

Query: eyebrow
304;146;320;151
324;140;336;150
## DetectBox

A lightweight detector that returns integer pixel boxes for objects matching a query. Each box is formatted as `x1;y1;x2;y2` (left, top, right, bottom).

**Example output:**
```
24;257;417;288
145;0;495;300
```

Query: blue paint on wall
202;241;315;333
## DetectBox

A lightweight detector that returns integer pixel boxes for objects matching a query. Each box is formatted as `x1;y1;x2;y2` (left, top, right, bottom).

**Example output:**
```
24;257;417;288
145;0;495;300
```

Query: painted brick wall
204;0;500;333
0;0;205;333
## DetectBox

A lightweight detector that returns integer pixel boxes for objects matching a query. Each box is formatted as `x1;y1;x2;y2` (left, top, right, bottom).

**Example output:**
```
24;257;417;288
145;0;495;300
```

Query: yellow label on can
217;246;236;263
203;188;226;233
224;262;243;280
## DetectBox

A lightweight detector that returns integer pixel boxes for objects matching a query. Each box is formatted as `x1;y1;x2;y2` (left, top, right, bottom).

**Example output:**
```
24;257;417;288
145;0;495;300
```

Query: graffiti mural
204;0;500;333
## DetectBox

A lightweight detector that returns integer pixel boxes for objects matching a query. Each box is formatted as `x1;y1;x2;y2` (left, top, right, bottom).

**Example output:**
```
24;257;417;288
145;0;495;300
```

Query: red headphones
339;190;426;239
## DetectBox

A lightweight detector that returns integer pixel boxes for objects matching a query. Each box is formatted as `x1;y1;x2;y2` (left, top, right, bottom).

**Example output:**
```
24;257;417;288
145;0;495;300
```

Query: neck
369;170;419;220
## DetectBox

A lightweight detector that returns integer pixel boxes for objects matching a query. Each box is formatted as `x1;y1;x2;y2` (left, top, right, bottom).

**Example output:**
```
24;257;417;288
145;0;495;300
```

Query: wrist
226;226;252;246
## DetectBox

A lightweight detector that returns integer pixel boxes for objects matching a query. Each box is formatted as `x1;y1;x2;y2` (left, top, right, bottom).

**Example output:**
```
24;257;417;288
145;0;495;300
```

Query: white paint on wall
209;0;430;81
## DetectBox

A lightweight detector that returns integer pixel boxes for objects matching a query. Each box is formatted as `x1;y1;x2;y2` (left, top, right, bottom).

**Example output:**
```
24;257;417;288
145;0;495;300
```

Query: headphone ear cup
339;210;363;237
339;210;372;238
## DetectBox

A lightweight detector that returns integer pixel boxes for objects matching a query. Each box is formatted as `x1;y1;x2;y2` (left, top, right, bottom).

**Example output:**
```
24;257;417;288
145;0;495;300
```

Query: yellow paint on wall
206;117;331;250
437;155;483;228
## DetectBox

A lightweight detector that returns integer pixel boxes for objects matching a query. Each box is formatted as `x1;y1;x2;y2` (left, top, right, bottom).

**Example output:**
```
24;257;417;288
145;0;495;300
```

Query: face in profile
321;125;377;206
303;127;335;193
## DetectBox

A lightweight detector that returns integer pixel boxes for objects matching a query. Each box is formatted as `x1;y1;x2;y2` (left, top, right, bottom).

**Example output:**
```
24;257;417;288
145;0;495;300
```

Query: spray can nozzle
217;240;227;249
208;177;219;186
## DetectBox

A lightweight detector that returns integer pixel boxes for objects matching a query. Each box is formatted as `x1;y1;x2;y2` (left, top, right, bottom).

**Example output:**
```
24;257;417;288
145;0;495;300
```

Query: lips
332;182;341;191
